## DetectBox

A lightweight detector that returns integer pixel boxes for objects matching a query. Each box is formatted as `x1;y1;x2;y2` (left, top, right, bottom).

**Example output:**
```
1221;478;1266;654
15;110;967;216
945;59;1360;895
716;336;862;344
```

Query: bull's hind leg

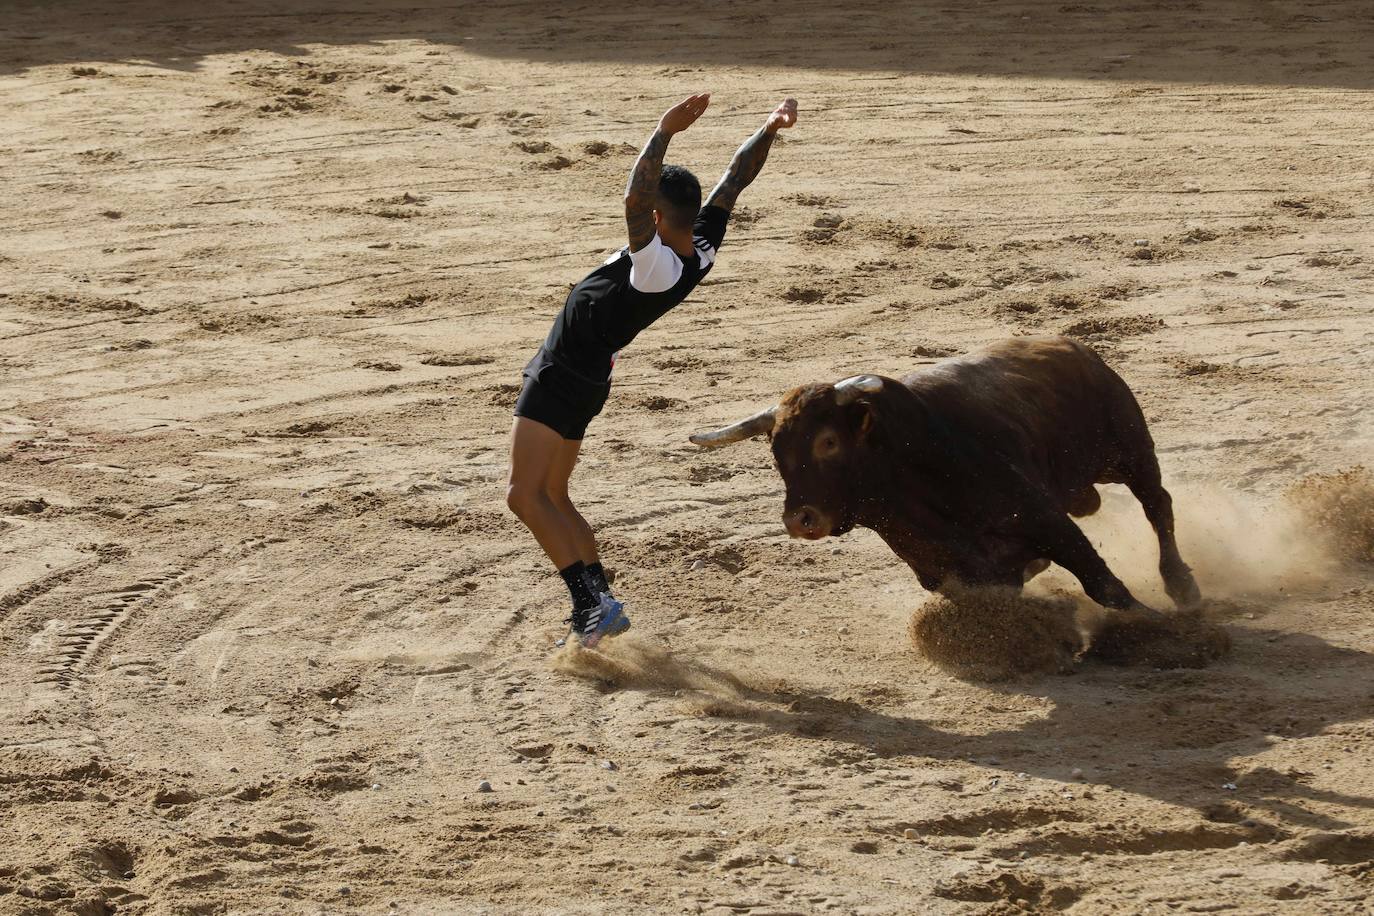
1124;459;1201;610
1102;366;1203;609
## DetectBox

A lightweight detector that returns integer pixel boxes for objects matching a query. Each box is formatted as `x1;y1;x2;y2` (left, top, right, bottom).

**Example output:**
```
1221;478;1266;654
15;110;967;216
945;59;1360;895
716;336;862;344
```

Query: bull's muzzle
783;505;833;540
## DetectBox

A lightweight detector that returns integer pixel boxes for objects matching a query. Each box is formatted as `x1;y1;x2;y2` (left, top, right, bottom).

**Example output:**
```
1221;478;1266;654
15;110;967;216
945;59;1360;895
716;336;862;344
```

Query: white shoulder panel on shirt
628;234;685;293
693;235;717;270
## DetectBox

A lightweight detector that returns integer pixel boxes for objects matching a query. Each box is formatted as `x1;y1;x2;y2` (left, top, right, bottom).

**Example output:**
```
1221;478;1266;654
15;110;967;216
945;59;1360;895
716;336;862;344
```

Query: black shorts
514;361;611;441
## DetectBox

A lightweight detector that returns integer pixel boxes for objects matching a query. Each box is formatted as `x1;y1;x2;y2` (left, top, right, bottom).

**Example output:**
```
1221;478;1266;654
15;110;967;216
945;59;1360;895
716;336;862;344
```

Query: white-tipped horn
689;408;777;449
833;374;884;405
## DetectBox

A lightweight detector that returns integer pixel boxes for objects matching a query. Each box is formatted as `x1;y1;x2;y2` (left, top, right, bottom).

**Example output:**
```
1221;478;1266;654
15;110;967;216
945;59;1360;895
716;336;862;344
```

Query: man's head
655;165;700;233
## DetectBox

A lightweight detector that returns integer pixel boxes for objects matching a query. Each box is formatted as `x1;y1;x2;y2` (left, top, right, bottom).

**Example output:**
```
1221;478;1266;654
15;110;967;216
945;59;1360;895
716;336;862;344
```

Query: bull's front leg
872;525;961;594
1025;510;1154;613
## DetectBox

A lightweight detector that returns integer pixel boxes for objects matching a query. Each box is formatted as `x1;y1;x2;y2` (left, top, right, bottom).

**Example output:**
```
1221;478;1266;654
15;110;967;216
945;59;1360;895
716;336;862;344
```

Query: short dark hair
657;164;700;230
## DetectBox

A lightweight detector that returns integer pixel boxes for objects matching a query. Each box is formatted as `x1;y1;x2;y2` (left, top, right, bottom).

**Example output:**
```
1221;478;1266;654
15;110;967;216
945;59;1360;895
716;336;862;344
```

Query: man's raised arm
704;98;799;214
625;93;711;252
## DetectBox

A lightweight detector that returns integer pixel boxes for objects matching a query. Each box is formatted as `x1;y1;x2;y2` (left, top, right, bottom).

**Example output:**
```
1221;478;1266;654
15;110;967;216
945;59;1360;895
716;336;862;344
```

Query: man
506;93;799;647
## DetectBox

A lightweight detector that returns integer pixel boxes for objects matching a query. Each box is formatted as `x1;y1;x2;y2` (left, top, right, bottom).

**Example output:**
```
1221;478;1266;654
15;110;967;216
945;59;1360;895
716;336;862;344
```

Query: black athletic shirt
524;205;730;387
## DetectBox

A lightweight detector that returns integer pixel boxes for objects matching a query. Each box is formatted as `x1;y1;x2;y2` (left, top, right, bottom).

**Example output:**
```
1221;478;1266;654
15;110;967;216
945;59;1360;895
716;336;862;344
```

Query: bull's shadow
2;0;1372;90
636;618;1374;834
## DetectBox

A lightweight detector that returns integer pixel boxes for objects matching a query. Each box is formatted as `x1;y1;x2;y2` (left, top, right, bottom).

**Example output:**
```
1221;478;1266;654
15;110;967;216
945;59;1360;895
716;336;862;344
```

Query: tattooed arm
625;93;710;252
705;98;799;214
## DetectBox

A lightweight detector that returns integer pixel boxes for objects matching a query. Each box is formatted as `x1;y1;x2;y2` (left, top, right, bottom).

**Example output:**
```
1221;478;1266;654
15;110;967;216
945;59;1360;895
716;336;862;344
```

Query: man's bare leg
546;437;598;565
506;417;583;570
508;417;628;645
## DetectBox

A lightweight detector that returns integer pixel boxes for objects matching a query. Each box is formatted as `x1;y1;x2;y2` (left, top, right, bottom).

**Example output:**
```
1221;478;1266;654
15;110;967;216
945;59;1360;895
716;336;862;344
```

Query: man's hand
764;97;798;133
659;93;711;136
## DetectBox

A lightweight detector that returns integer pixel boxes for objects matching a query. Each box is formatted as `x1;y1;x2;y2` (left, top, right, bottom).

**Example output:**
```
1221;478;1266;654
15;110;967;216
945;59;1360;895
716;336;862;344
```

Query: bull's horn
833;374;884;405
689;407;777;448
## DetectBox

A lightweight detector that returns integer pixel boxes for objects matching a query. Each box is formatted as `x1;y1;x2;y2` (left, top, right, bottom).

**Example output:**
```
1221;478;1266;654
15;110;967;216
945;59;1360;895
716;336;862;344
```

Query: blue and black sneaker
572;593;631;649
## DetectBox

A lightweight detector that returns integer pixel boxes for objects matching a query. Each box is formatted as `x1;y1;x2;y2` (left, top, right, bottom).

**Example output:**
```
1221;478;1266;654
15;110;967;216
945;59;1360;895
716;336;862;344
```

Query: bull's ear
852;401;875;440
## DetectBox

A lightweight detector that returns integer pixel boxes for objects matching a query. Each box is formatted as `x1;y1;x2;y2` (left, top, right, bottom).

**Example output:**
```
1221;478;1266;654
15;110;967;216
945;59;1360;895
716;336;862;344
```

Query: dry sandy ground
3;1;1374;913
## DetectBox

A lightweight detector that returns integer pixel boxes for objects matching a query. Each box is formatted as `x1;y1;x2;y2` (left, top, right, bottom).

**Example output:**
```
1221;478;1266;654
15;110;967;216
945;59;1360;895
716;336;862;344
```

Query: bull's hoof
1166;572;1203;612
1087;609;1230;669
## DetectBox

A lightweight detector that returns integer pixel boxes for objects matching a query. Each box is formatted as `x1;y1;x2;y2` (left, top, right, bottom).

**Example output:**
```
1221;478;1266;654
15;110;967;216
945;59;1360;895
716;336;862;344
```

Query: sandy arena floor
3;1;1374;913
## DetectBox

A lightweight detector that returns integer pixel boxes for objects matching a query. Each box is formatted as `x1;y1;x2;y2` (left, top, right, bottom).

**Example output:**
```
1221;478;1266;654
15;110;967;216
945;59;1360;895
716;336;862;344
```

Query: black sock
559;561;597;611
586;562;610;595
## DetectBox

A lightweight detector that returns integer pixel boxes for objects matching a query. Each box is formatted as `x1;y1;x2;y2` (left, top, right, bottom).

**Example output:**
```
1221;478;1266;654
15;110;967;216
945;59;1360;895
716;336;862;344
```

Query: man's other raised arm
704;97;798;214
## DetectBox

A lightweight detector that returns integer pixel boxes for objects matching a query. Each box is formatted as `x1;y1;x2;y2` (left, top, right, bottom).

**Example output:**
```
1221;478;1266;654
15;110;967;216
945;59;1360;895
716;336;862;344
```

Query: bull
689;336;1200;614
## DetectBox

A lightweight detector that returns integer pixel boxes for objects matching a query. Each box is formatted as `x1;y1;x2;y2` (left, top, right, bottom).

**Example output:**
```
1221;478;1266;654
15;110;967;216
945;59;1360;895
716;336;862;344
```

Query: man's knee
506;482;541;519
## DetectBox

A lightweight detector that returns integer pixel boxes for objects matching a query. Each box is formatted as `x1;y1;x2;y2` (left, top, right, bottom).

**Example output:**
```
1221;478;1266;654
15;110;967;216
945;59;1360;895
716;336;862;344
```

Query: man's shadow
570;612;1374;839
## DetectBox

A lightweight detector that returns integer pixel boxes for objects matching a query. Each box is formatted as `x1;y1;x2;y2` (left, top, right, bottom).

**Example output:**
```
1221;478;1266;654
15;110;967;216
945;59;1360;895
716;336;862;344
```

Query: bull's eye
813;430;842;461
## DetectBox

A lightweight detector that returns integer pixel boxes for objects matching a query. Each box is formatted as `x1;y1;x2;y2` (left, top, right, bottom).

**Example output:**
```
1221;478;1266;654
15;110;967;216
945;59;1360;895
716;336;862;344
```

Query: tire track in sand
31;538;273;692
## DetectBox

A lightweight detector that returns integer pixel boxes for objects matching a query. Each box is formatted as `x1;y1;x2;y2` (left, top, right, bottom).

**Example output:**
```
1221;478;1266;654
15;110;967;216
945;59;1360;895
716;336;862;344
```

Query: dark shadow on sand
3;0;1373;89
572;620;1374;840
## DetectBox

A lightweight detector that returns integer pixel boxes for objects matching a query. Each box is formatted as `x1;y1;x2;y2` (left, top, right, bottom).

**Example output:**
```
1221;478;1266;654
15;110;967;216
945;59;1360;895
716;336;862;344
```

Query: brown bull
690;336;1200;613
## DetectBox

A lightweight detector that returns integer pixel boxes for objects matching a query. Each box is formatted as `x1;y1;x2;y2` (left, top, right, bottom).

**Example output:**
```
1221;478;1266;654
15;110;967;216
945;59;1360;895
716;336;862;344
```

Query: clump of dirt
1062;315;1164;341
359;291;432;310
783;192;835;208
1287;466;1374;563
729;205;762;227
486;382;520;407
1086;610;1231;668
1179;226;1221;243
933;870;1081;909
863;219;961;250
1;496;49;515
420;352;493;367
908;586;1085;681
196;311;280;333
637;395;681;411
1046;291;1088;310
395;509;466;530
1175;357;1224;377
782;286;824;303
1273;196;1349;220
653;354;705;372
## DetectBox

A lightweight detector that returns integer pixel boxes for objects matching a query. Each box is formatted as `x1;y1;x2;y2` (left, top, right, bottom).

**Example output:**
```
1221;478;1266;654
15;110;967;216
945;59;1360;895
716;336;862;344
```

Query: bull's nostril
801;509;816;531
